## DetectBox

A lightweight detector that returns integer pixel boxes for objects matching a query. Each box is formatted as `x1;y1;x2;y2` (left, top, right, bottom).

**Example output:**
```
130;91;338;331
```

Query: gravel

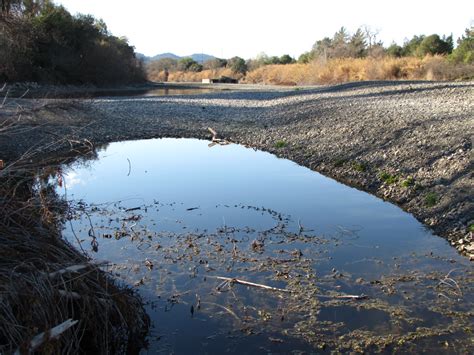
2;81;473;257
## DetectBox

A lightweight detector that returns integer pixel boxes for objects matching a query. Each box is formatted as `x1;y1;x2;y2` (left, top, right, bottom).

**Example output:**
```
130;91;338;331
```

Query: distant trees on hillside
0;0;145;84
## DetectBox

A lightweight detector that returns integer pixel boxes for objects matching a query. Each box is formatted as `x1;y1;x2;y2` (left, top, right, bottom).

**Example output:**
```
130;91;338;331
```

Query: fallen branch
14;319;79;354
315;293;368;300
207;127;230;146
214;276;291;293
47;261;109;279
200;301;241;321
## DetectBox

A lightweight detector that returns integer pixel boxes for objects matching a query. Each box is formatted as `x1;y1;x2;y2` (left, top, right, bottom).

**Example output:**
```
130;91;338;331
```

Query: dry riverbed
1;81;473;257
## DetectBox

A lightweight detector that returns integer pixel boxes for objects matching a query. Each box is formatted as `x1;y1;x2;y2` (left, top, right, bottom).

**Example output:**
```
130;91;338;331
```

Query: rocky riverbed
1;81;473;258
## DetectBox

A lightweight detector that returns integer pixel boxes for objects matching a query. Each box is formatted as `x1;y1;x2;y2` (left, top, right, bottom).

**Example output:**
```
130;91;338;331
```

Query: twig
214;276;291;293
14;319;79;354
207;127;230;146
200;301;241;321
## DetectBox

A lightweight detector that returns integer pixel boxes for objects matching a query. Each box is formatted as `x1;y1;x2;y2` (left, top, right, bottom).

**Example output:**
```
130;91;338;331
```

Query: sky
55;0;473;59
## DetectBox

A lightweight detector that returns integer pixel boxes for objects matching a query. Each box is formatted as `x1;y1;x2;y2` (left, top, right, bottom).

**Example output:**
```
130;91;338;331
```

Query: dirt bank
1;81;473;258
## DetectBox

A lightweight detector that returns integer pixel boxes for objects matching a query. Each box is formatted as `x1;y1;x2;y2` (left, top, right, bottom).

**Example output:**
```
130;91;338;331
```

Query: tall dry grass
147;68;244;82
146;56;473;85
244;56;474;85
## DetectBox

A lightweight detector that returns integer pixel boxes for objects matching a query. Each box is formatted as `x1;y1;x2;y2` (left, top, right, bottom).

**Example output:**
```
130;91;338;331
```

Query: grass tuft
425;192;438;207
275;140;288;148
401;177;415;188
379;172;398;184
352;162;367;172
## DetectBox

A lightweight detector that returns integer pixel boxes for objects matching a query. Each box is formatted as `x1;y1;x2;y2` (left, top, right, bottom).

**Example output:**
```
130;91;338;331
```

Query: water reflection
59;138;473;354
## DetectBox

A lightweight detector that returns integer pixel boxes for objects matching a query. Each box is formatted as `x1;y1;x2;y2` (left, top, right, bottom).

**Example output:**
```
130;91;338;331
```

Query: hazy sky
55;0;473;59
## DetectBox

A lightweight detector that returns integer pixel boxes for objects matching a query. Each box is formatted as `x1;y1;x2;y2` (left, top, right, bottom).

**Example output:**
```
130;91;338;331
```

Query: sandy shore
1;81;473;257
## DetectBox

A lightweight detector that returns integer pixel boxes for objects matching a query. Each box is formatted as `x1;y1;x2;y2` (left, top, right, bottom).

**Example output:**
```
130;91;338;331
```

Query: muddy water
58;138;473;353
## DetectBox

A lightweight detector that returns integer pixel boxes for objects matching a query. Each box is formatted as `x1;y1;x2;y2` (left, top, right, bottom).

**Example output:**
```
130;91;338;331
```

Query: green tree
279;54;294;64
349;28;367;58
401;35;425;56
418;34;453;56
450;27;474;63
228;56;247;74
177;57;202;72
297;51;313;63
387;42;403;57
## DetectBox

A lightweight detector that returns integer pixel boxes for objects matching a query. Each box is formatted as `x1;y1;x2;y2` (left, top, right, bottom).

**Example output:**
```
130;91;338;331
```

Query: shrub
401;177;415;188
379;172;398;184
425;192;438;207
274;140;287;148
352;162;367;172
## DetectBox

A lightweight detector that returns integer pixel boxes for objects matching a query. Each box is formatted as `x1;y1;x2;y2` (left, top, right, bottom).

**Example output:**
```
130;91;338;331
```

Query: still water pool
59;138;473;353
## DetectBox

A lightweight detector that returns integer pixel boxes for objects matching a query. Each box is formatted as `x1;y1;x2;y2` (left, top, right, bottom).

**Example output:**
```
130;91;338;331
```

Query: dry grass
244;56;474;85
147;67;243;82
146;56;472;85
0;103;149;353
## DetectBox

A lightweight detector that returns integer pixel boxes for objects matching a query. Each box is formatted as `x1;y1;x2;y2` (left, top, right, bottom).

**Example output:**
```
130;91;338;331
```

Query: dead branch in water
213;276;367;300
207;127;230;146
215;276;290;293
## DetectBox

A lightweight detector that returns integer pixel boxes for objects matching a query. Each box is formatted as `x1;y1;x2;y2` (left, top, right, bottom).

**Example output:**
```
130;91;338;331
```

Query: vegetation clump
275;140;288;148
425;192;438;207
379;171;398;184
401;177;415;188
0;0;145;85
352;161;367;172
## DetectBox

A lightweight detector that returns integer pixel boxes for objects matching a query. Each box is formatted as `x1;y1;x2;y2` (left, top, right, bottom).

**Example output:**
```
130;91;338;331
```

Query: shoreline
1;81;473;258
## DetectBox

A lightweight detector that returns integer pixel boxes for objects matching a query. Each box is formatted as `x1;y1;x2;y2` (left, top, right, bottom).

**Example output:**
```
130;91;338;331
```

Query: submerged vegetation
0;0;145;84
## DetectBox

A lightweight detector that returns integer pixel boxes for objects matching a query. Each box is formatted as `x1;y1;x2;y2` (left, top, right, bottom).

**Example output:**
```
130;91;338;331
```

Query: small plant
352;162;367;172
425;192;438;207
468;224;474;232
401;177;415;187
379;172;398;184
334;158;346;167
275;140;288;148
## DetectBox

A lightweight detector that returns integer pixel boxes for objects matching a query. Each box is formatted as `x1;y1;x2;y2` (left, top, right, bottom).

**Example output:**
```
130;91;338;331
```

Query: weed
379;172;398;184
425;192;438;207
352;162;367;172
468;224;474;232
401;177;415;187
334;158;346;167
275;140;288;148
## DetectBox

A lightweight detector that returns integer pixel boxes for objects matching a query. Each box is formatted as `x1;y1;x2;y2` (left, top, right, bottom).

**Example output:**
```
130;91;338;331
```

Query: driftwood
207;127;230;146
214;276;367;300
215;276;290;293
14;319;79;354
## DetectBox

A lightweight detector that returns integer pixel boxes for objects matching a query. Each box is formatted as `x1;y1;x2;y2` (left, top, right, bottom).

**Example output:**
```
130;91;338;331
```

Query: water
13;86;217;99
58;138;473;353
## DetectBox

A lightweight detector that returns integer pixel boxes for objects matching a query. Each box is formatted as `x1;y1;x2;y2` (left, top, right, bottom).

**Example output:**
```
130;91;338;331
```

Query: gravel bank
2;81;473;257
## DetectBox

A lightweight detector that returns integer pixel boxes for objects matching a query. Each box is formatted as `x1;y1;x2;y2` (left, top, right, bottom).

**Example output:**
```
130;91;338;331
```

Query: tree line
0;0;145;85
148;25;473;79
299;26;472;64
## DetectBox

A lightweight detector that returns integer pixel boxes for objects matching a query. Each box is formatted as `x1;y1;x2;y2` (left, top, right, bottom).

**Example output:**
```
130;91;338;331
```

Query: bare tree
363;25;380;49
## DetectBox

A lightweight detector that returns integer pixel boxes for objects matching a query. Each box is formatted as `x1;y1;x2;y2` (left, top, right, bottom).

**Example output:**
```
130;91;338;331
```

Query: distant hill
138;52;216;63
